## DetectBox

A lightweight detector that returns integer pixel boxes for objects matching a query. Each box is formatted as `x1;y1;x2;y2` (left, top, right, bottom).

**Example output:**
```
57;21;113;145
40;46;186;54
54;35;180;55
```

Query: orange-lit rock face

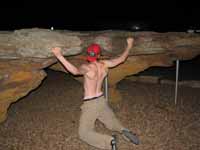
0;29;200;123
0;61;47;122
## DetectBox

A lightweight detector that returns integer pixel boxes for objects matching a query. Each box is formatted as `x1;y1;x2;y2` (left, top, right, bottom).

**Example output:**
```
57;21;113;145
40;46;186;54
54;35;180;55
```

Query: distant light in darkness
131;25;141;30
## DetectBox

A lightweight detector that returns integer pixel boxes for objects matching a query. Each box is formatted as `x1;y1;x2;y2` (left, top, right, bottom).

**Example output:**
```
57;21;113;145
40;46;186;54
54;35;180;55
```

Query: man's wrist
127;45;132;50
57;54;63;58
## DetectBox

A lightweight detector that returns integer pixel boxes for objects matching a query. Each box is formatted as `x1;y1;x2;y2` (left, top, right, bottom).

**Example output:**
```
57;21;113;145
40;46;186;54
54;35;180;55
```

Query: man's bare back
81;61;108;99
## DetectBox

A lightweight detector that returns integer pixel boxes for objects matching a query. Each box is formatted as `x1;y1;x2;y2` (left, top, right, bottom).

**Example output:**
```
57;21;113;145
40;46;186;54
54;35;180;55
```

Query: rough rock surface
0;28;200;122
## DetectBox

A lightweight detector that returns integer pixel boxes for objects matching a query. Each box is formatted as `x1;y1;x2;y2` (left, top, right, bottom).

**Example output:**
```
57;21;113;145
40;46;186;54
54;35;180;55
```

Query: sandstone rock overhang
0;28;200;123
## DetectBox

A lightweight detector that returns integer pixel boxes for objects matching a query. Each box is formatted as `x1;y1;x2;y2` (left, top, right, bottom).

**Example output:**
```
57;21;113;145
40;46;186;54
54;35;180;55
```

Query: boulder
0;28;200;122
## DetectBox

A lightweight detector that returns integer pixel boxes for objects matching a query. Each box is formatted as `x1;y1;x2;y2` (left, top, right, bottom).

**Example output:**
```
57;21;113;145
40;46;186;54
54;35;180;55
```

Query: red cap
86;43;101;62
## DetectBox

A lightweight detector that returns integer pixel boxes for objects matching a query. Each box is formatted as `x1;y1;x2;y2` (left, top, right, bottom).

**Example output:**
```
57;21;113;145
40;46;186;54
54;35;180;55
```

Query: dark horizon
0;3;200;32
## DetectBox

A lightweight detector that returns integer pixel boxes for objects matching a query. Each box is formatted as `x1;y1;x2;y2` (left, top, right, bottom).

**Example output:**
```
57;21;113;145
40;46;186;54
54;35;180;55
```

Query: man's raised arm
103;37;134;68
52;47;82;75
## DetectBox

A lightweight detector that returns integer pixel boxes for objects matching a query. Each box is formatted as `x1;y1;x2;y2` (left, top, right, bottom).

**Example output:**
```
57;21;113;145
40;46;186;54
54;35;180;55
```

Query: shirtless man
52;37;139;150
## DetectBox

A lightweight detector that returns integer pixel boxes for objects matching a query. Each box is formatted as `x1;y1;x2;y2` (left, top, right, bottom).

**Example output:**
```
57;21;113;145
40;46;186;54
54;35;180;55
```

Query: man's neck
89;60;98;63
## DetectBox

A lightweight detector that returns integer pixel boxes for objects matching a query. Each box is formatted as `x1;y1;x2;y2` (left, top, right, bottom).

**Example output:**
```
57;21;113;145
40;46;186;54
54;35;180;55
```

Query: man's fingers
52;47;61;53
127;37;134;43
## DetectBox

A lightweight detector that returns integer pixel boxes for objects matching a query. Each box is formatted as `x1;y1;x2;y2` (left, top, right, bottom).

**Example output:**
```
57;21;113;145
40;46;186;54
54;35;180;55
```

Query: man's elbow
120;56;127;63
72;71;80;75
72;69;82;75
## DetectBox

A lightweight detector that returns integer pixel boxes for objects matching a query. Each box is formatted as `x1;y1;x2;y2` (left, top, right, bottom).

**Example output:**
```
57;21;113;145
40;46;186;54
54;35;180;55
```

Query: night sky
0;1;199;32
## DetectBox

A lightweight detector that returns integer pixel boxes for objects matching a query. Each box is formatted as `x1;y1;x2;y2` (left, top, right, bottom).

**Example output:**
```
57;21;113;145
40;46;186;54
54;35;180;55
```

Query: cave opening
135;55;200;82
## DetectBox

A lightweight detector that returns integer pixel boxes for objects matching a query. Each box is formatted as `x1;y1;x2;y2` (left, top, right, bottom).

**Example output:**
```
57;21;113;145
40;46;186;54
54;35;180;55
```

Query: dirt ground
0;69;200;150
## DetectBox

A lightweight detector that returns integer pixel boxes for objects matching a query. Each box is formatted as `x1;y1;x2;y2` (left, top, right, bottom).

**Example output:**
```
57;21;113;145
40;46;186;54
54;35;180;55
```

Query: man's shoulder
80;63;89;69
80;63;95;71
99;60;108;68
